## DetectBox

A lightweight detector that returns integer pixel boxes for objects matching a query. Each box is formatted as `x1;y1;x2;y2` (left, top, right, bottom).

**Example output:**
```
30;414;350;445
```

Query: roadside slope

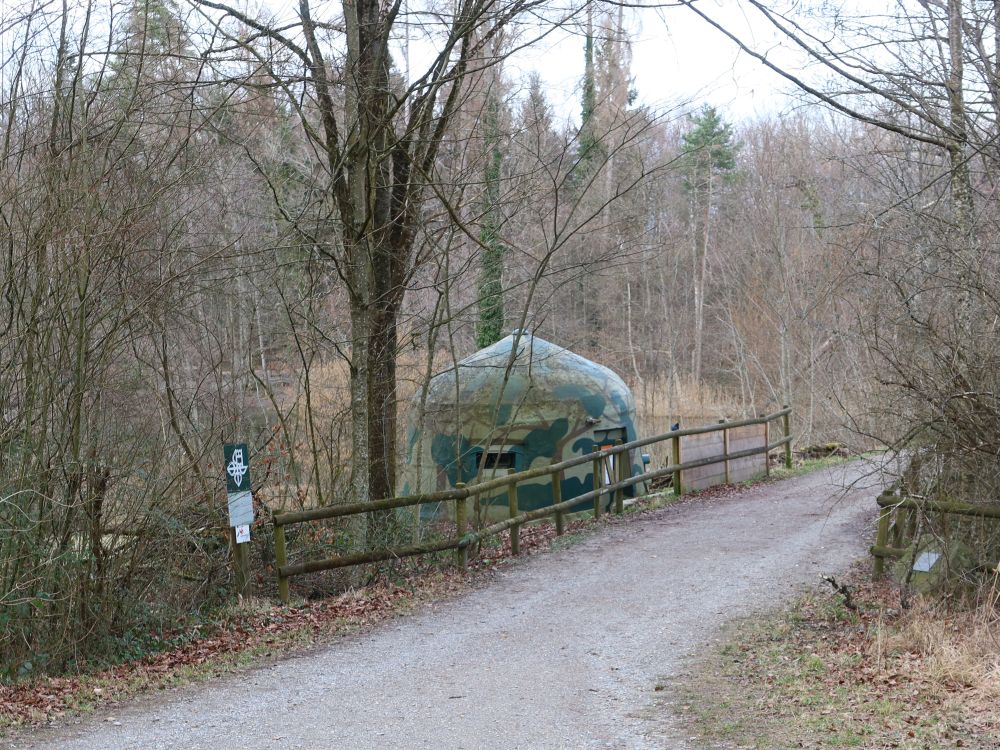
14;463;880;750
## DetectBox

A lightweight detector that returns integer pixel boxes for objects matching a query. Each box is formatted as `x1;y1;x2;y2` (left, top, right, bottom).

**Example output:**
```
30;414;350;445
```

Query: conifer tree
575;5;603;180
681;105;738;384
475;93;507;349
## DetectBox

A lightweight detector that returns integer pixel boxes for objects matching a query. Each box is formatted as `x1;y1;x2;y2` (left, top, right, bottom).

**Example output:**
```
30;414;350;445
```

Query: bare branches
678;0;951;149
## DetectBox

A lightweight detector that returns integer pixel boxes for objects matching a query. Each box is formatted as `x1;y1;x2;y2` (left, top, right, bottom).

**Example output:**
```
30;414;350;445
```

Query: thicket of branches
2;0;993;676
685;0;1000;593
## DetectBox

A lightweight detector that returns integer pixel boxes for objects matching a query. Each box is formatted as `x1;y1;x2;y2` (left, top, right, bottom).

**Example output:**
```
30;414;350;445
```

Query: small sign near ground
235;524;251;544
913;550;941;573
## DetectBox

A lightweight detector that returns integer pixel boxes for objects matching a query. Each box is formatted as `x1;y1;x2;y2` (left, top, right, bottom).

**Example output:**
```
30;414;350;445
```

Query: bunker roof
424;330;632;408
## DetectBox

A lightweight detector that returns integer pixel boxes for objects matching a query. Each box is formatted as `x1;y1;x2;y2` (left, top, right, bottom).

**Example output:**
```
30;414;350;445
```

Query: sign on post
224;443;254;539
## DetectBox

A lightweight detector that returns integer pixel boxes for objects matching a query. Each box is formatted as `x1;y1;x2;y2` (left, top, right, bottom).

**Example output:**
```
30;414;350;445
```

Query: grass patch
769;452;860;482
673;565;1000;749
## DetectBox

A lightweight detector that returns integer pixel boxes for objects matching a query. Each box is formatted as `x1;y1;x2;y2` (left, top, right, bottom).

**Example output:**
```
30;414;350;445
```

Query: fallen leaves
0;573;459;729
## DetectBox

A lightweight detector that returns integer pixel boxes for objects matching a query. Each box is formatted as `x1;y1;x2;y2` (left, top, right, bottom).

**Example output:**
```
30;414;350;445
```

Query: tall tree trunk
946;0;975;338
369;295;400;504
692;172;712;386
946;0;972;234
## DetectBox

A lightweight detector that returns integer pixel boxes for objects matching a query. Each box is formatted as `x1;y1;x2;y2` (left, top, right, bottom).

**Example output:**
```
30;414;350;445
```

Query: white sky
0;0;815;126
235;0;814;125
503;1;805;125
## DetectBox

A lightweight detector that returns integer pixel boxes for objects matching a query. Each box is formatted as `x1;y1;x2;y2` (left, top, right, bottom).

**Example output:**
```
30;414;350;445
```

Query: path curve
15;463;881;750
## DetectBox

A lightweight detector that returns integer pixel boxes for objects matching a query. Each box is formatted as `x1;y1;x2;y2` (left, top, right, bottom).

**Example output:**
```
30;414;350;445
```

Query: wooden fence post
904;504;917;540
592;450;603;518
455;482;468;569
671;429;683;496
275;522;289;605
615;440;627;514
508;481;520;555
763;416;771;478
894;504;908;544
231;527;250;597
552;470;565;535
472;487;482;531
782;406;793;469
720;419;730;485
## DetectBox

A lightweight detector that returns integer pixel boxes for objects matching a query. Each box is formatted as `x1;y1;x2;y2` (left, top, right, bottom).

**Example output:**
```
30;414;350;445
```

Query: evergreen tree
475;93;507;349
681;105;738;385
109;0;189;85
519;73;553;153
574;6;604;180
681;105;737;192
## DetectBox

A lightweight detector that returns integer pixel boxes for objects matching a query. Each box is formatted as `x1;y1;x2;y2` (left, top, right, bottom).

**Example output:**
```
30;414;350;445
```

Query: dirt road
16;463;881;750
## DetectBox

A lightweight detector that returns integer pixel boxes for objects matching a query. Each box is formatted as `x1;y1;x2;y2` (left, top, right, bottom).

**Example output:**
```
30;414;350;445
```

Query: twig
821;574;858;612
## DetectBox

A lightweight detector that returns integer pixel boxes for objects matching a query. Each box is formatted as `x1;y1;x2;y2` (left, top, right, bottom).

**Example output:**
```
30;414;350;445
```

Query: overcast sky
242;0;815;126
505;1;804;125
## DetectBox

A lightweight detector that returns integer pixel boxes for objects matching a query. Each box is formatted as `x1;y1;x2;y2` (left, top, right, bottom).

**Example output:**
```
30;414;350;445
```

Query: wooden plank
682;431;727;491
726;424;766;484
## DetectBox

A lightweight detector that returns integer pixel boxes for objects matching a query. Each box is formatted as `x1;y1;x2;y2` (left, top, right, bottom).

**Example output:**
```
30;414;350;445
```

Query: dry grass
887;586;1000;706
676;566;1000;749
634;375;743;424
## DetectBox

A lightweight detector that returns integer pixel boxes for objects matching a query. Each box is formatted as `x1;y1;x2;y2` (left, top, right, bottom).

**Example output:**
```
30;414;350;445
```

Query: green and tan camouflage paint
402;332;646;519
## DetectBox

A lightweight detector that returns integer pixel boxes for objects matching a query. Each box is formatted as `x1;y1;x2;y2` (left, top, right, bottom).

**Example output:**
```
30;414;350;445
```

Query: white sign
227;490;254;527
913;550;941;573
235;524;251;544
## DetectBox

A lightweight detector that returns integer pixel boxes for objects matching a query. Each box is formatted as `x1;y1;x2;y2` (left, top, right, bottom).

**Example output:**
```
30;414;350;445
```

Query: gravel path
15;463;881;750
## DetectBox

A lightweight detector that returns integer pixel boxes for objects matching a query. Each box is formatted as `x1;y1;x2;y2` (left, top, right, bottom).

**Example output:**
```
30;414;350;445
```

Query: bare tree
186;0;576;513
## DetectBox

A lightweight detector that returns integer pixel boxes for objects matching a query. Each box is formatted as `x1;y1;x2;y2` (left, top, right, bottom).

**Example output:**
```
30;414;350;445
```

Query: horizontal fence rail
871;491;1000;576
273;406;794;603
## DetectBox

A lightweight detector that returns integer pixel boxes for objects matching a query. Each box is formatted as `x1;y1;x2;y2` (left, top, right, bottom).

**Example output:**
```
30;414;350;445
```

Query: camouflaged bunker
401;331;647;519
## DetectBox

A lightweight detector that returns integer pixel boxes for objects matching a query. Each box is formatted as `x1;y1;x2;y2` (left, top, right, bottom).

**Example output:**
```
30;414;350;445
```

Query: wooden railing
871;490;1000;577
272;407;794;603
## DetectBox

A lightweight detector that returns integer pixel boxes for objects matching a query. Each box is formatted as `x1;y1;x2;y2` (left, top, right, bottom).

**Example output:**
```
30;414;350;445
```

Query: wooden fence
871;490;1000;577
272;407;794;604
